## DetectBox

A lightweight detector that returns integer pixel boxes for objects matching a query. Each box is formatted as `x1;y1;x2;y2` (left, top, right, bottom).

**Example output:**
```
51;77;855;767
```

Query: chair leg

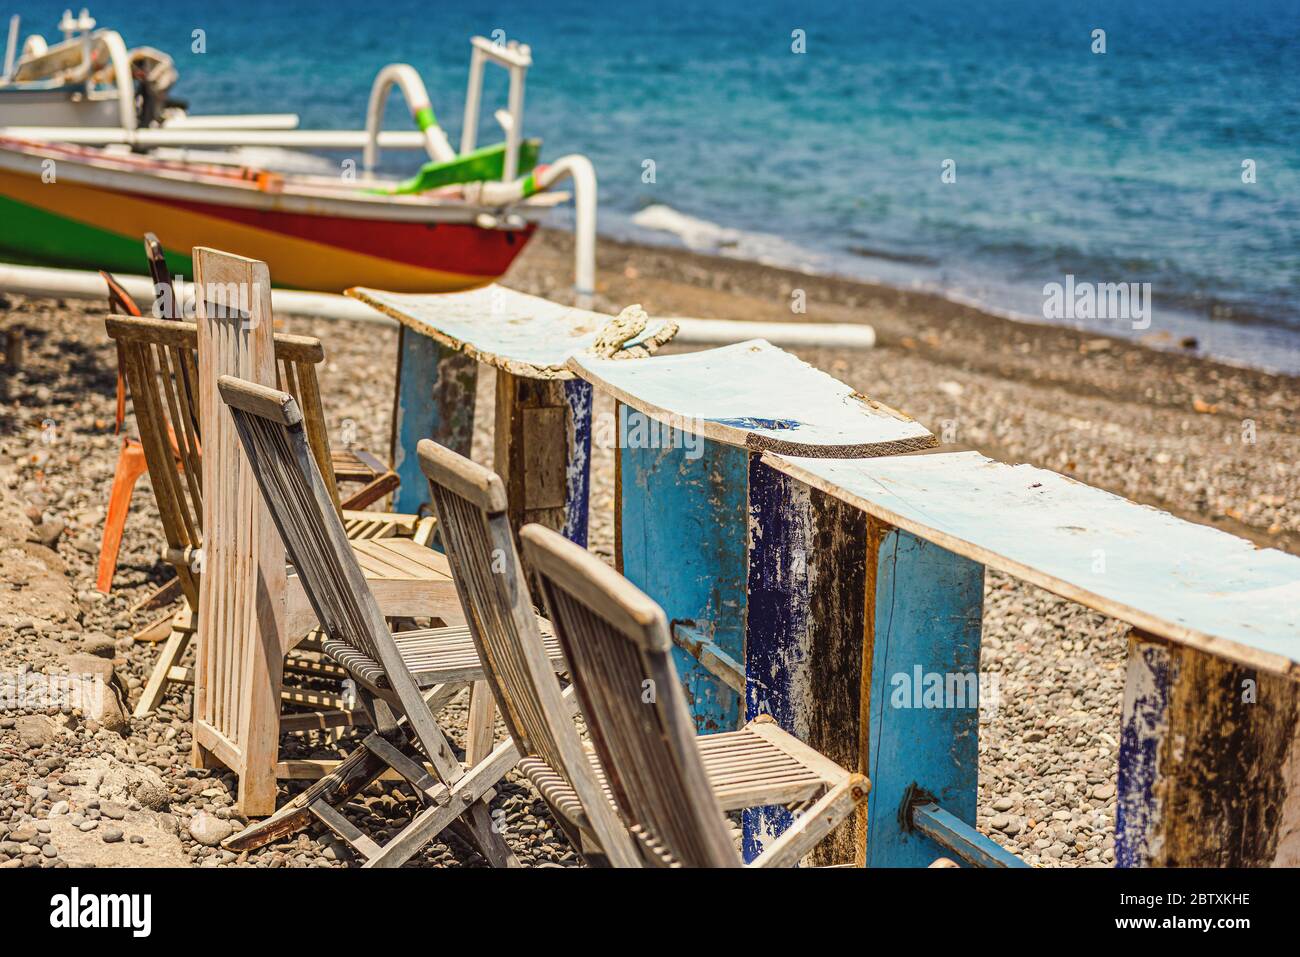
751;774;870;869
465;680;495;765
95;438;148;593
363;737;520;869
458;799;520;868
132;607;195;717
222;683;465;852
224;744;390;852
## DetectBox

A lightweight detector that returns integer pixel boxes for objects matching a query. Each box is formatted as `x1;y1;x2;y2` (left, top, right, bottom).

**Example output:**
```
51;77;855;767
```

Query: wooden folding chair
106;314;436;719
417;439;641;866
96;233;399;596
520;523;870;867
217;375;521;866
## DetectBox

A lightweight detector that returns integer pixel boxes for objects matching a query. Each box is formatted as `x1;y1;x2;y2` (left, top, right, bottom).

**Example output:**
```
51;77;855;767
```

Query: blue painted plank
867;528;985;867
742;459;808;860
570;340;934;455
561;379;593;546
391;326;477;515
618;405;747;734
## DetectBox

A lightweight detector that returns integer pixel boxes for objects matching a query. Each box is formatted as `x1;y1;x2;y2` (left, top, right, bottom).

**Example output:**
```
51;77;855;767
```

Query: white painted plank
764;451;1300;674
348;285;677;378
568;339;935;455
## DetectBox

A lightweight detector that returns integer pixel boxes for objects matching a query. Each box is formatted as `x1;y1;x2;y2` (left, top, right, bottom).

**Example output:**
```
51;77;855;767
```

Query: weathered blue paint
709;417;801;432
764;450;1300;674
742;459;807;860
1115;639;1171;868
742;458;871;865
561;379;593;547
391;326;477;515
912;802;1029;868
866;528;984;867
619;405;747;734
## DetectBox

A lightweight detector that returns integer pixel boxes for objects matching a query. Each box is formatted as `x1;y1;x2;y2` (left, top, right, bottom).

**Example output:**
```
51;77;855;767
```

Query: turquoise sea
8;0;1300;369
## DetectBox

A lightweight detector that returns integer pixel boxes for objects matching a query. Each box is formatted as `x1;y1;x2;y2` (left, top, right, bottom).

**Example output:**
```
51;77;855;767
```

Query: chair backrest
100;269;142;435
191;249;287;794
143;232;177;320
216;374;426;713
105;312;344;608
519;524;741;867
417;439;642;867
104;315;205;607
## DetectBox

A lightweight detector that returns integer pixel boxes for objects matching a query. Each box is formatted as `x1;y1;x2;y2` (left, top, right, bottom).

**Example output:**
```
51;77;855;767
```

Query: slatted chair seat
349;538;449;581
519;720;845;836
322;622;563;691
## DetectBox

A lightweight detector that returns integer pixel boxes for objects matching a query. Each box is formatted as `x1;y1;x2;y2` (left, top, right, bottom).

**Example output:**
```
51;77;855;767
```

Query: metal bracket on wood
671;620;745;695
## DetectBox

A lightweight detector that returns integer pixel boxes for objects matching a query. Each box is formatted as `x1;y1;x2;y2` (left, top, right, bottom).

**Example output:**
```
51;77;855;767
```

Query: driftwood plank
350;284;678;378
863;527;984;867
569;339;934;456
1117;631;1300;866
744;459;868;865
389;325;477;514
495;372;591;546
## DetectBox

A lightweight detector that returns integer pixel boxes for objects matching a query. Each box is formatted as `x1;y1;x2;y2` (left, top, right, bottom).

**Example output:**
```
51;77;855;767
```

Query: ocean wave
628;204;825;272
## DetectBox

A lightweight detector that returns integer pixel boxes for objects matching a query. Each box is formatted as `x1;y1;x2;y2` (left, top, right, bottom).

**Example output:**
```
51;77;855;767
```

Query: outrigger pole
0;263;877;350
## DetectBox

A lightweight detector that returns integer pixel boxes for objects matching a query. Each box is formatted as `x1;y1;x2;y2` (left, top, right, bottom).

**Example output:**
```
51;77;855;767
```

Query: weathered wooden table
349;285;677;544
759;449;1300;867
567;339;935;738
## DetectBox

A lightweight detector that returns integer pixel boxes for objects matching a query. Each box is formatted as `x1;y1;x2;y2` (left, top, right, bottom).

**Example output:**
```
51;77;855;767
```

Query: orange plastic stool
95;437;149;593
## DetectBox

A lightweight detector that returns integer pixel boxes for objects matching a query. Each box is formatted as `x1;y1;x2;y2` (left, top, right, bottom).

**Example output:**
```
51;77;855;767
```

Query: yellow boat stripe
0;168;485;292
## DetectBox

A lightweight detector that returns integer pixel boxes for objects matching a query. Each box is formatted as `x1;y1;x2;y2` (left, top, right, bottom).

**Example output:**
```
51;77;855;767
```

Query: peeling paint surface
1116;640;1170;867
743;462;810;861
354;285;676;375
391;327;477;514
561;379;593;546
767;451;1300;672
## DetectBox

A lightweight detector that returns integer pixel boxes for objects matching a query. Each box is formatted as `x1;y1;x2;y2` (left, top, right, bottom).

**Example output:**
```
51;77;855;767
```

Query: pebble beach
1;228;1296;868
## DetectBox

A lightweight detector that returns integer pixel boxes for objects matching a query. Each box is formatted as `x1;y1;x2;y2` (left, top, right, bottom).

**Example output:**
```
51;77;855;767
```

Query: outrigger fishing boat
0;10;595;296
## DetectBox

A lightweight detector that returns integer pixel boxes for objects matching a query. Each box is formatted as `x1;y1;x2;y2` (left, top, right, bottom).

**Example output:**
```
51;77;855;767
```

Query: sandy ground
0;228;1296;867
